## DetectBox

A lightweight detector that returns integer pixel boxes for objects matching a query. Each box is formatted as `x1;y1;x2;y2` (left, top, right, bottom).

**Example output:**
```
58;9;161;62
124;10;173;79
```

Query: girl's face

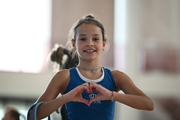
73;23;106;61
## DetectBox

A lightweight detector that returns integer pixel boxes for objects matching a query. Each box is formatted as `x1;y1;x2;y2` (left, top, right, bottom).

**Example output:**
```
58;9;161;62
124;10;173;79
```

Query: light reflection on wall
114;0;126;71
0;0;51;73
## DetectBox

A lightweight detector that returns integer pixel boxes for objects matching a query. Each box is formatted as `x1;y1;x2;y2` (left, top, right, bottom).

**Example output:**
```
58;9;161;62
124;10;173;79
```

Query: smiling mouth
83;50;96;52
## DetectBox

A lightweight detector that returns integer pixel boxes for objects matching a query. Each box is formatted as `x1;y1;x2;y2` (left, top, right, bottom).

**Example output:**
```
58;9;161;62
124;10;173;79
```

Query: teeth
86;50;94;52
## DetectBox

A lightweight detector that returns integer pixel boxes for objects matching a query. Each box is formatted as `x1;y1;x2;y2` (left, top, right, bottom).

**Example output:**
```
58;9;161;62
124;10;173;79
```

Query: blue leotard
64;67;116;120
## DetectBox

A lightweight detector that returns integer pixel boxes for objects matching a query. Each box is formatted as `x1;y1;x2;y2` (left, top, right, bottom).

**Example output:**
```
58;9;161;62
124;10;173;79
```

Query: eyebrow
79;34;100;36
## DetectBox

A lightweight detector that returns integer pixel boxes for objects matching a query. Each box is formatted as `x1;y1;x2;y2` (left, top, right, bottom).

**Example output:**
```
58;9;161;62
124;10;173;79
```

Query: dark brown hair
50;44;78;70
67;14;109;52
72;15;106;40
3;107;25;120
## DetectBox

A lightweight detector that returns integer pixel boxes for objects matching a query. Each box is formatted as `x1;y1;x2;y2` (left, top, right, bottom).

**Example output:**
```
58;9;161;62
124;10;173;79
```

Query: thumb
88;97;99;106
80;98;89;106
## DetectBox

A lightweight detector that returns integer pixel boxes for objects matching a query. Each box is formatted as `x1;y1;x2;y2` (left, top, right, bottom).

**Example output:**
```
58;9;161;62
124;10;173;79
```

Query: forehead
76;23;102;36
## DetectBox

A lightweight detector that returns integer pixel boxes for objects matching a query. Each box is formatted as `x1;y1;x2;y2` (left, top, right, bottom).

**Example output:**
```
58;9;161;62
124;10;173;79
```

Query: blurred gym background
0;0;180;120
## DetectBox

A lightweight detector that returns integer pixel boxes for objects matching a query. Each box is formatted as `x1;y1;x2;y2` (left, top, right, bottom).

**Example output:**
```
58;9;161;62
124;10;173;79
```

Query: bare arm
29;69;69;120
29;69;90;120
81;70;154;111
112;70;154;110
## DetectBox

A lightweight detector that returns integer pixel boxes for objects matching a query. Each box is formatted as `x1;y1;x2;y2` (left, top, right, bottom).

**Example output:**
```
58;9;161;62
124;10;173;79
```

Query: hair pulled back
50;14;109;70
50;44;78;70
67;14;109;50
73;15;106;40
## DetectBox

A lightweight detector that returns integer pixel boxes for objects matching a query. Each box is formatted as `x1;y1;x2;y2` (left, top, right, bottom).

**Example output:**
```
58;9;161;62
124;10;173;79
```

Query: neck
77;66;102;72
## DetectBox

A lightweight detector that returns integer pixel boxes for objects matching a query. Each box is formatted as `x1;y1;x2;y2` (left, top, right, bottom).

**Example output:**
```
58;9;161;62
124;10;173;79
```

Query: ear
71;39;76;49
102;40;106;50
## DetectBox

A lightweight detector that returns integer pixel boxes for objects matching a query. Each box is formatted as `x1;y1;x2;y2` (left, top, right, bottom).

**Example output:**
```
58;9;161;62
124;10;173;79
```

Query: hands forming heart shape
67;82;112;106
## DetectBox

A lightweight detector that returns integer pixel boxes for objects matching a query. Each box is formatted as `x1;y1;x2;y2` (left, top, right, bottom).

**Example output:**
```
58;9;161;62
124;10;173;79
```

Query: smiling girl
28;14;154;120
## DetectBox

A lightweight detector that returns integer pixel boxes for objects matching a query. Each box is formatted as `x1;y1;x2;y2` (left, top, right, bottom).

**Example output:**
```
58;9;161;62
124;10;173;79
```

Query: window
0;0;51;73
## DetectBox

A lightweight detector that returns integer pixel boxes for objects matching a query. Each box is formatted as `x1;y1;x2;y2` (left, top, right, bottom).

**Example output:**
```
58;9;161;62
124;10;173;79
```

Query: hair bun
85;15;94;19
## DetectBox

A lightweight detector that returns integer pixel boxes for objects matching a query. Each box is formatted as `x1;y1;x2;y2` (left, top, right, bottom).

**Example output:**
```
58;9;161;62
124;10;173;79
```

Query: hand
88;82;112;105
66;83;90;105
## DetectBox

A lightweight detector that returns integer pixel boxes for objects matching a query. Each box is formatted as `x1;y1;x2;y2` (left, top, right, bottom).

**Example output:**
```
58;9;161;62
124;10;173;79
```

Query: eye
93;38;99;41
80;38;86;41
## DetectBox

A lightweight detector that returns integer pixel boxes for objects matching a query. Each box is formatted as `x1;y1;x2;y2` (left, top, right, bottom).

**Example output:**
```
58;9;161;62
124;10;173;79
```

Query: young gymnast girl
28;14;154;120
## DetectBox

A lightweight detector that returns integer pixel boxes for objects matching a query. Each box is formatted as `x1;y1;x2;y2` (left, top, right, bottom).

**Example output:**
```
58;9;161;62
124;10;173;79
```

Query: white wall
114;0;180;120
0;71;54;99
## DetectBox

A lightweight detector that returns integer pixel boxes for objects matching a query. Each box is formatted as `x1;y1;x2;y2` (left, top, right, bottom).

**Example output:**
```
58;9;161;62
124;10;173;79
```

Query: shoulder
111;70;129;78
55;69;70;78
50;69;71;93
53;69;71;84
103;68;128;80
110;70;132;91
37;69;71;101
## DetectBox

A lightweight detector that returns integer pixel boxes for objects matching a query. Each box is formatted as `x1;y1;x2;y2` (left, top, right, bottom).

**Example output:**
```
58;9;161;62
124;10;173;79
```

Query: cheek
76;41;83;48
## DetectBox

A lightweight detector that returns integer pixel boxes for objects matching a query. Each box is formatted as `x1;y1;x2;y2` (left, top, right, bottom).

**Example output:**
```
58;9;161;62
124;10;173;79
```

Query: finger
89;82;97;93
78;83;89;90
82;84;91;93
80;98;89;106
83;82;92;93
84;82;89;87
88;97;99;105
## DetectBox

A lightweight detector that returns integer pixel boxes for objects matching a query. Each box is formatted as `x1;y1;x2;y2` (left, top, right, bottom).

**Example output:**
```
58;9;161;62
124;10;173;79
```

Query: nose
86;40;94;47
86;44;93;47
